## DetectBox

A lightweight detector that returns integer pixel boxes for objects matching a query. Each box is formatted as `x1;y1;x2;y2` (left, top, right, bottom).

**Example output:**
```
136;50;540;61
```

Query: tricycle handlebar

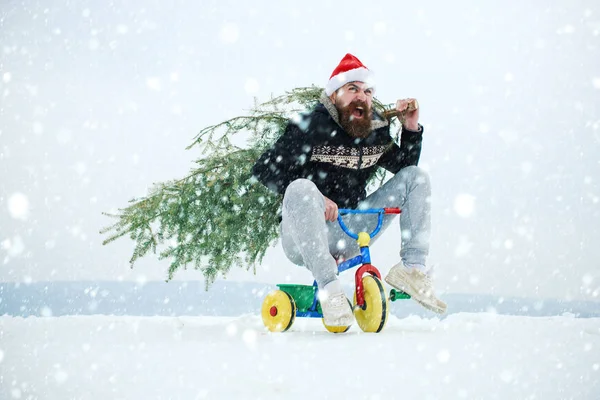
338;208;401;216
337;208;402;240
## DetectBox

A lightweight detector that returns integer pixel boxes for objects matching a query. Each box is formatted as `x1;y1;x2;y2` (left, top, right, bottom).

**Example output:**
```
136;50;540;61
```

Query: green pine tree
100;86;402;288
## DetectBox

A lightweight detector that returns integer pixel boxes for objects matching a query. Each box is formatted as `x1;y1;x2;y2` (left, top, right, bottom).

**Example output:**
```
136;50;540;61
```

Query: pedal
389;288;411;301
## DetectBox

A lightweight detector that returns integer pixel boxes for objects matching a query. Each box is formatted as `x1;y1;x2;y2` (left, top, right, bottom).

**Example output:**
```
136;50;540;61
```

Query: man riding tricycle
252;54;447;333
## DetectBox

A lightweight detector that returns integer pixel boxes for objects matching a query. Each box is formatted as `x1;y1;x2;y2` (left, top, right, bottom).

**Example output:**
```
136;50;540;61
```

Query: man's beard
336;99;373;139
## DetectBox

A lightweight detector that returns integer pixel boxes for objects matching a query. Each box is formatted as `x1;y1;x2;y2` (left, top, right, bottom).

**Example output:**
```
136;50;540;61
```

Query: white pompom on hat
325;53;375;96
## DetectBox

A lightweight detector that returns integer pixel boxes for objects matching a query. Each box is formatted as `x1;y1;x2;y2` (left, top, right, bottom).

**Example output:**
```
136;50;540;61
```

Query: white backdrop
1;0;598;300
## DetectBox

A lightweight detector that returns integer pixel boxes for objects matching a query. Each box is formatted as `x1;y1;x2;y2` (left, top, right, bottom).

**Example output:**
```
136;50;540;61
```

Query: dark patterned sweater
251;97;423;209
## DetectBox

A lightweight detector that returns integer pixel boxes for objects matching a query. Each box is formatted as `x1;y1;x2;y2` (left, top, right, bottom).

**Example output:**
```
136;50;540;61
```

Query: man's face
331;81;374;139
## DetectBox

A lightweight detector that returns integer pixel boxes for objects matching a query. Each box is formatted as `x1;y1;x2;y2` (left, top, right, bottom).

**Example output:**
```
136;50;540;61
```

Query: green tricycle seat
277;284;318;313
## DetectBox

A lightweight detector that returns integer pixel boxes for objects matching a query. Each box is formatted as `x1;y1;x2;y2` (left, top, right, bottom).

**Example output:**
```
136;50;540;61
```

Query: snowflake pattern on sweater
310;145;389;169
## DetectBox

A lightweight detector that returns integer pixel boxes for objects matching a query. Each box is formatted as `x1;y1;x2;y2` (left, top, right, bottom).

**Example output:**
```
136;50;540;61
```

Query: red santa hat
325;53;375;96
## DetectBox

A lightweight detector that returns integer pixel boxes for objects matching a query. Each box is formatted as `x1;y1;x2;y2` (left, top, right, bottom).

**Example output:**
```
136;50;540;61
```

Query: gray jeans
280;166;431;288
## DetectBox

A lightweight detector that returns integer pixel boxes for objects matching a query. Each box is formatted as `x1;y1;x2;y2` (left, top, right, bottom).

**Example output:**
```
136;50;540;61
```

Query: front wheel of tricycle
261;290;296;332
353;275;389;333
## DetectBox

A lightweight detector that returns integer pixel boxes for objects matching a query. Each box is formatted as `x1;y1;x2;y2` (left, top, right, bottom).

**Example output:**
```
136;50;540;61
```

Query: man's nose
356;90;367;101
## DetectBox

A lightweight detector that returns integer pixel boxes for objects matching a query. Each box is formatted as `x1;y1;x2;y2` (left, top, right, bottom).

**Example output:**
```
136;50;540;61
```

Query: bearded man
252;53;446;327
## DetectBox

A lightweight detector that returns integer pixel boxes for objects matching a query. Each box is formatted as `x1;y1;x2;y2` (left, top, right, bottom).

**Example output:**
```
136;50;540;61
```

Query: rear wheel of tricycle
261;290;296;332
353;275;389;333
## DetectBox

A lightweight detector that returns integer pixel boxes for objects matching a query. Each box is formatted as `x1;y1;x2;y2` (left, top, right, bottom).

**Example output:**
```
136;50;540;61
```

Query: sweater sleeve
376;125;424;174
251;122;308;195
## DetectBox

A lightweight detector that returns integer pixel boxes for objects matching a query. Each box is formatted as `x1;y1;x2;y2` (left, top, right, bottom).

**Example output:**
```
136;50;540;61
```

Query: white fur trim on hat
325;67;375;96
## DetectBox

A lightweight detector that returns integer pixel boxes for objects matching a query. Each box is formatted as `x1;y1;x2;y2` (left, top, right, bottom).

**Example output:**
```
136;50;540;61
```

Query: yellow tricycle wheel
322;297;352;333
322;323;351;333
261;290;296;332
353;275;389;333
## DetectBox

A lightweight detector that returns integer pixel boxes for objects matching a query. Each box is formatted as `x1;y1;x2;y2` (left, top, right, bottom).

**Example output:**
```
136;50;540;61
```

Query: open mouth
352;107;364;119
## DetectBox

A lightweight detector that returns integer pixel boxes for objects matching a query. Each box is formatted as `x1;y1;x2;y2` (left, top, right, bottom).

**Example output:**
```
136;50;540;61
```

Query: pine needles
100;86;399;288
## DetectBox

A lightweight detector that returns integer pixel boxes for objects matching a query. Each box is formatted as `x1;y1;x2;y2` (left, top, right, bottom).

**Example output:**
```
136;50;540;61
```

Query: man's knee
285;178;317;195
400;166;430;186
283;179;323;208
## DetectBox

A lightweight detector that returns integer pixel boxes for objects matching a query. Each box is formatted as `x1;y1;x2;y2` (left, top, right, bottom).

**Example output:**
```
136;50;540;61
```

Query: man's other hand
324;196;339;222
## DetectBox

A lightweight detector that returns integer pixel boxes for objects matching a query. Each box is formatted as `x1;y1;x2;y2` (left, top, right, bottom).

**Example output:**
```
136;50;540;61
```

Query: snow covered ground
2;313;599;399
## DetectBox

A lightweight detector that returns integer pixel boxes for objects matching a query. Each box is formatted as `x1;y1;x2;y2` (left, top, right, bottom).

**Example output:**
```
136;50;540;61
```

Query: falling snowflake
7;193;29;220
220;23;239;44
453;194;475;218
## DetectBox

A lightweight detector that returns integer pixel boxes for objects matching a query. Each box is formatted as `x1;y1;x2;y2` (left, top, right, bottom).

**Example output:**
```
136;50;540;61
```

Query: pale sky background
1;1;599;300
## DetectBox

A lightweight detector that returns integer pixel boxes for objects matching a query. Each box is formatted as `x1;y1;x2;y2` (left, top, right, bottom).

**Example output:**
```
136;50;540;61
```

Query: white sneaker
384;263;447;314
319;280;354;327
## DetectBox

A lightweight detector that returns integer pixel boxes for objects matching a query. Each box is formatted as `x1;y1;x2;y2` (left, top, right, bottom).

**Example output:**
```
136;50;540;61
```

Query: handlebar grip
383;208;401;214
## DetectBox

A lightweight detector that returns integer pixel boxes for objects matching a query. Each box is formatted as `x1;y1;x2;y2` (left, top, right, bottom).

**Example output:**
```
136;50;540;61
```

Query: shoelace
421;274;438;297
422;273;432;287
411;268;434;296
329;293;347;308
406;263;434;288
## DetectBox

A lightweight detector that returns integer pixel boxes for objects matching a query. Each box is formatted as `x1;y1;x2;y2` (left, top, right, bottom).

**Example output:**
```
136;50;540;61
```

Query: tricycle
261;208;411;333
